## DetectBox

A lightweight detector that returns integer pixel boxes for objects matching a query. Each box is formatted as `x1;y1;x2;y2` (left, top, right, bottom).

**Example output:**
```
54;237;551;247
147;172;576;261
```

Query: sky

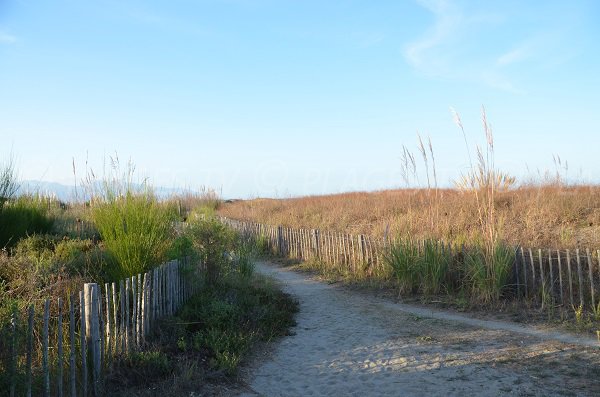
1;0;599;198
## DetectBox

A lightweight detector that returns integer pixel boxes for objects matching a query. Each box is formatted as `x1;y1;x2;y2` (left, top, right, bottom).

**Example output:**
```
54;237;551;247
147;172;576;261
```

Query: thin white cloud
358;32;386;48
404;0;461;70
497;46;530;66
0;31;17;44
403;0;531;93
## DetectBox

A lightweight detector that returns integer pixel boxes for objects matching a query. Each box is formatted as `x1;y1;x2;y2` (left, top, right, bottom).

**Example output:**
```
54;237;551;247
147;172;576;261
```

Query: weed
384;239;419;294
573;304;584;329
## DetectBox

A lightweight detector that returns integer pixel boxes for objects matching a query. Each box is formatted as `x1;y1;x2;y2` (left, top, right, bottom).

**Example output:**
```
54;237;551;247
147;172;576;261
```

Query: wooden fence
223;218;600;311
1;258;198;396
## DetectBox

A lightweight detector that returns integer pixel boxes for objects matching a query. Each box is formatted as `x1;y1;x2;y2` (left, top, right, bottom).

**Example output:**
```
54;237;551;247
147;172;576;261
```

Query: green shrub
175;275;298;375
418;240;450;295
0;157;18;209
0;196;54;248
92;192;175;279
384;239;419;294
187;217;236;284
466;242;514;303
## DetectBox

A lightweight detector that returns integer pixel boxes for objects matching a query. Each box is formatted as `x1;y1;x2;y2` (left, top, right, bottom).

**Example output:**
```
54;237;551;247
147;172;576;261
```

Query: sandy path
238;261;600;397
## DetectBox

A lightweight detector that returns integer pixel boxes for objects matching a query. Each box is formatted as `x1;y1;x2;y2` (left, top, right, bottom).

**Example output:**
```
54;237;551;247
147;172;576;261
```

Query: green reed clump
92;191;175;279
385;239;450;295
465;241;514;303
0;195;54;249
384;239;419;293
418;240;450;295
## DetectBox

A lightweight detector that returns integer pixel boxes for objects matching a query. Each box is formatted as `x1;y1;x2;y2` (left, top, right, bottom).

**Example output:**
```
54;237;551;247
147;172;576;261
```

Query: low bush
175;275;298;375
92;192;176;279
187;217;236;284
466;242;514;303
0;196;54;248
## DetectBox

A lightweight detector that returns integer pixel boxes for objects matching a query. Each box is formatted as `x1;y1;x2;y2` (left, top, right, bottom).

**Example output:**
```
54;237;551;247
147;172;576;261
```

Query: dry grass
218;184;600;249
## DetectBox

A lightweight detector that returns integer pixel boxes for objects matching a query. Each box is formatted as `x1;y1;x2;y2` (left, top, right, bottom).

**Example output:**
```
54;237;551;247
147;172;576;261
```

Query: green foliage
0;156;18;209
231;239;256;280
187;217;236;284
92;192;175;279
175;275;298;374
253;234;271;256
3;235;112;291
108;350;173;389
384;239;450;296
384;239;419;293
418;240;449;295
465;242;514;303
166;234;195;262
0;196;54;249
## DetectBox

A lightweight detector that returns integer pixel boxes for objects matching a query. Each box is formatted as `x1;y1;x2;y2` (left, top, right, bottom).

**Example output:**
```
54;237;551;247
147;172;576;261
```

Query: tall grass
0;156;18;209
465;242;514;303
0;195;55;249
224;108;563;303
88;158;175;278
384;239;419;294
384;239;450;296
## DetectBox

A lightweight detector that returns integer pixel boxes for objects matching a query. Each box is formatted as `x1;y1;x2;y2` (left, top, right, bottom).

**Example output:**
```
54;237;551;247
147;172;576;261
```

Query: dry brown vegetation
218;185;600;249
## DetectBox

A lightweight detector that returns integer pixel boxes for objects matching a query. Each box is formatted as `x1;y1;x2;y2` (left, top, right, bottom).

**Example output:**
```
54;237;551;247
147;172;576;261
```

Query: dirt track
238;261;600;397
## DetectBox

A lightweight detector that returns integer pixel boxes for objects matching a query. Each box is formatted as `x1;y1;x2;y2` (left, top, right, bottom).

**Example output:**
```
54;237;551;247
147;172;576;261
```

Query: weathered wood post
27;305;34;397
9;306;17;397
43;299;50;397
80;290;88;397
576;249;585;308
277;225;283;256
586;248;595;309
58;298;64;397
557;250;564;305
548;249;555;302
69;296;76;397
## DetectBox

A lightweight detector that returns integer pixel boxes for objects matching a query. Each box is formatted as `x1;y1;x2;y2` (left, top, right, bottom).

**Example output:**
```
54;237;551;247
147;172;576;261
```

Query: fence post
9;306;17;397
43;299;50;397
557;250;564;306
277;225;283;255
313;229;320;259
548;249;555;302
566;249;574;307
576;249;585;308
84;283;102;396
69;296;76;397
131;276;137;349
58;298;64;397
80;290;87;397
27;305;34;397
586;249;595;310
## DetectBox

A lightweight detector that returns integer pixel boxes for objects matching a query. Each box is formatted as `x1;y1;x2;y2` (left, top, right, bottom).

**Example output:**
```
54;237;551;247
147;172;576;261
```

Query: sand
237;261;600;397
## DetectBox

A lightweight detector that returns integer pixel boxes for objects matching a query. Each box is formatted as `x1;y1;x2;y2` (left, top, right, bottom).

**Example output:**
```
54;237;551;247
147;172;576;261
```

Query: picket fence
222;218;600;310
2;258;198;397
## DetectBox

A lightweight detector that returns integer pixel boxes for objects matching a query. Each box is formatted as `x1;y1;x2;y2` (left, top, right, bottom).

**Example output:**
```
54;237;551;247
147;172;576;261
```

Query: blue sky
1;0;599;198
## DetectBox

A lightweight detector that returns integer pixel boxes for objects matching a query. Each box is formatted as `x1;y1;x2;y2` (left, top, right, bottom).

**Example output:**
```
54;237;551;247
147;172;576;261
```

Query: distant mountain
18;181;77;202
17;180;197;202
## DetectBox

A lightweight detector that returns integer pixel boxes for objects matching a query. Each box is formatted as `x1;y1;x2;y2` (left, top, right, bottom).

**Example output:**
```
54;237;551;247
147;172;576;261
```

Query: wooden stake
548;249;555;302
105;283;112;358
58;298;64;397
521;247;528;298
69;296;76;397
9;306;17;397
27;305;34;397
125;278;131;352
43;299;50;397
557;250;564;305
576;249;585;308
566;249;574;307
587;248;596;310
528;248;536;291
